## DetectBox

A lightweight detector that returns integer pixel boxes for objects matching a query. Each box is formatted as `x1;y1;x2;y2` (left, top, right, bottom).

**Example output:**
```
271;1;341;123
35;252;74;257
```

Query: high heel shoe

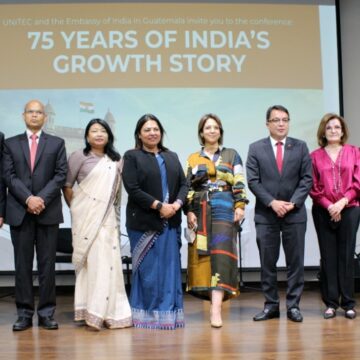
210;318;223;328
210;307;223;328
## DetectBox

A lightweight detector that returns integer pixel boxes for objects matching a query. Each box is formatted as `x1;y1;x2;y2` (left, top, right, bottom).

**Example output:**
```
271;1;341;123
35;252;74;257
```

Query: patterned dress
185;147;248;300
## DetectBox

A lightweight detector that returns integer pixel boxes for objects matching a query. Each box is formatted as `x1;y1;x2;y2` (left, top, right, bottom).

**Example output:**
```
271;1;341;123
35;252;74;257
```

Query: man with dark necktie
3;100;67;331
246;105;312;322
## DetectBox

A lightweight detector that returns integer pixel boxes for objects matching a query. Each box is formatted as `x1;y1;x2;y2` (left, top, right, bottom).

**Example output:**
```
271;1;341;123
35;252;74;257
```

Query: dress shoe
323;307;336;319
253;308;280;321
13;317;32;331
287;308;303;322
344;309;356;320
38;316;59;330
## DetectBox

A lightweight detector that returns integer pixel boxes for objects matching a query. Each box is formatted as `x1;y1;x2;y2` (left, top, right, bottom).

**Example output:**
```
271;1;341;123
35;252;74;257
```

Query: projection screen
0;0;341;270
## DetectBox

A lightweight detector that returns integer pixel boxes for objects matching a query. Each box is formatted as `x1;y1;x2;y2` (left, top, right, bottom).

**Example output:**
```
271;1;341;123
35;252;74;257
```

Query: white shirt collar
26;129;42;139
270;136;286;147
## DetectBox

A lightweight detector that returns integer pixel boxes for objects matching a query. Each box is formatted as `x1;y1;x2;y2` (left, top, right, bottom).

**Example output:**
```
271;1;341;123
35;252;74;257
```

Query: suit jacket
246;136;312;224
3;131;67;226
122;148;188;232
0;132;5;218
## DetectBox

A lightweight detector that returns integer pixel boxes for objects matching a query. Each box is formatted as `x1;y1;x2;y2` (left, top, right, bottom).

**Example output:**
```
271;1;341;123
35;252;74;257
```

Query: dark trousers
312;206;360;310
10;214;59;318
256;221;306;310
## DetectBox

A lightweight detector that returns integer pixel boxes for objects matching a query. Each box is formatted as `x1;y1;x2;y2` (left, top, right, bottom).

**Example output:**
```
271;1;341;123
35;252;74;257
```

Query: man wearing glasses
3;100;67;331
246;105;312;322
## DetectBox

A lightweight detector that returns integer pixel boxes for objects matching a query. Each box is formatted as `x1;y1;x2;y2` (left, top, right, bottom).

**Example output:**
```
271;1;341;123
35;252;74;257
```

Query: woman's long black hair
83;118;121;161
134;114;168;151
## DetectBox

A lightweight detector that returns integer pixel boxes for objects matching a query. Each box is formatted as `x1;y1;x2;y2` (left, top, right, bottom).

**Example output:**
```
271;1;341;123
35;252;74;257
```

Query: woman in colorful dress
310;113;360;320
185;113;248;328
63;119;132;330
122;114;188;329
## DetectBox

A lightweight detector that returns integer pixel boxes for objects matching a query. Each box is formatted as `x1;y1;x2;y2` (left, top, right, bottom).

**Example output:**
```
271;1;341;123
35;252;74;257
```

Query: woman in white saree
63;119;132;330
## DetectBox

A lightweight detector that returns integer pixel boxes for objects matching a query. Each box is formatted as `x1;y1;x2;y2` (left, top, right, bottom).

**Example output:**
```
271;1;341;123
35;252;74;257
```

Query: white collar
270;136;286;147
26;129;42;139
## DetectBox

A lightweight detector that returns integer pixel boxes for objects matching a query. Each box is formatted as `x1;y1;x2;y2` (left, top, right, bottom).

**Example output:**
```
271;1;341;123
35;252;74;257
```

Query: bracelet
175;199;183;207
343;197;349;206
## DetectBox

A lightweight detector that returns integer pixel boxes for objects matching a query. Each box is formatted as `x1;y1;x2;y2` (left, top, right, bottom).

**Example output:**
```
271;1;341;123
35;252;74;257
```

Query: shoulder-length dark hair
134;114;168;151
83;118;121;161
198;113;224;146
317;113;349;147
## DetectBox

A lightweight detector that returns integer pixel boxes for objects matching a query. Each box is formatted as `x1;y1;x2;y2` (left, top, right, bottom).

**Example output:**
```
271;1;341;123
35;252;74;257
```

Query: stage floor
0;287;359;359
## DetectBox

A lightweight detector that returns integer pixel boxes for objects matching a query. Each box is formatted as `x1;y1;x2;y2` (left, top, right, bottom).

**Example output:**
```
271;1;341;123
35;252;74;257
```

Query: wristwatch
156;202;163;211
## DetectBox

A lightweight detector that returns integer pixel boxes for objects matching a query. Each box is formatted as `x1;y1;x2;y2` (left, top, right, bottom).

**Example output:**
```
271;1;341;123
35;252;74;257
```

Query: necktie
30;134;38;172
276;141;283;173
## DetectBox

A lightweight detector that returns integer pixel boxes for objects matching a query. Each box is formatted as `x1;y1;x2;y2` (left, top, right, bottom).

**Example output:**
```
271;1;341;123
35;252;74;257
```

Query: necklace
326;147;342;193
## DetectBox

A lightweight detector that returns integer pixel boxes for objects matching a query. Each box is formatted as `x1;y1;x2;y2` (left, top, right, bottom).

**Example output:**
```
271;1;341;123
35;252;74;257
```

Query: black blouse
122;148;188;232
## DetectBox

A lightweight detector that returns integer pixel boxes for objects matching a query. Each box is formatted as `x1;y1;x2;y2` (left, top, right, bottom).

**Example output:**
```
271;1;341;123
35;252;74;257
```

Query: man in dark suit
246;105;312;322
0;131;5;228
3;100;67;331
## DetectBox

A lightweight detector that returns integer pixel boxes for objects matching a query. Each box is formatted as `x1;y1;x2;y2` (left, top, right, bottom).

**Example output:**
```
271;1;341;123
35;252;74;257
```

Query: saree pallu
187;190;239;301
128;226;184;330
71;156;132;329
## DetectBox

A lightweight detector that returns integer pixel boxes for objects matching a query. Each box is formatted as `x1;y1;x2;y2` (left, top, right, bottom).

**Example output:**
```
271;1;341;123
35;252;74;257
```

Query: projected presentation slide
0;1;340;269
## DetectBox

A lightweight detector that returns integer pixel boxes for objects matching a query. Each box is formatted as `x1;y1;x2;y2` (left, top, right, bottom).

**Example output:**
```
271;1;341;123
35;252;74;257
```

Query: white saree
70;155;132;329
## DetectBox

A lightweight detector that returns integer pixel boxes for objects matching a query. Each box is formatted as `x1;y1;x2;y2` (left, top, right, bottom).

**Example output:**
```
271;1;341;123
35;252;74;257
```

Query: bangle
175;199;183;207
343;197;349;205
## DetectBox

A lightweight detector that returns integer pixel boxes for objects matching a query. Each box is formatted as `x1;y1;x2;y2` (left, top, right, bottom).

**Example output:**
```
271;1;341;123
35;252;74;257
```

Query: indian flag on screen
80;101;94;113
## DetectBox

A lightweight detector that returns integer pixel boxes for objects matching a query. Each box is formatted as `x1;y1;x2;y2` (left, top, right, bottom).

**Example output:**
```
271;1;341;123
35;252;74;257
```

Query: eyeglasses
25;110;44;115
268;118;290;124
